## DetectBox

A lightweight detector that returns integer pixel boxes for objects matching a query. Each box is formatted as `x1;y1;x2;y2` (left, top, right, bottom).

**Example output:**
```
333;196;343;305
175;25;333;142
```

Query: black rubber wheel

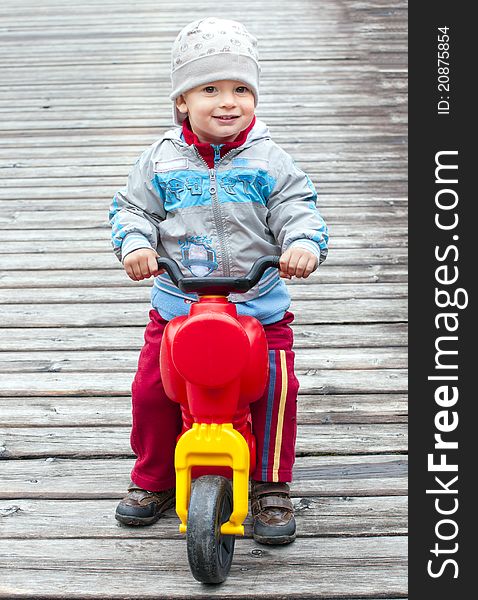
186;475;235;584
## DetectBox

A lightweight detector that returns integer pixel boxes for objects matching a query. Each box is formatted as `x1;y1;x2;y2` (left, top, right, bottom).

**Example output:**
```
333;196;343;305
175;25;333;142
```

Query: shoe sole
253;532;296;545
115;496;176;527
115;513;160;526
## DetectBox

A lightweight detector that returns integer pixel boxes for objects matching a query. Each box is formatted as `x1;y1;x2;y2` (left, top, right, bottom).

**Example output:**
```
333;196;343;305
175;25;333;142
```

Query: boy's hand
123;248;164;281
279;247;318;279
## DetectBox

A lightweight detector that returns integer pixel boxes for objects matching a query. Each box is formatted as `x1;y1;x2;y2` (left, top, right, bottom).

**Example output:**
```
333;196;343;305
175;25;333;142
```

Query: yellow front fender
175;422;250;535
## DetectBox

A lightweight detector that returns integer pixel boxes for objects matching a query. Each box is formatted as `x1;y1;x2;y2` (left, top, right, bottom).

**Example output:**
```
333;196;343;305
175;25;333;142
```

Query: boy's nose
219;92;237;107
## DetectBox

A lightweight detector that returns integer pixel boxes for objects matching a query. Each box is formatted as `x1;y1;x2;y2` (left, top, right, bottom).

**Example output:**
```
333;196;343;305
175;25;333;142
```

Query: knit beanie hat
170;17;260;126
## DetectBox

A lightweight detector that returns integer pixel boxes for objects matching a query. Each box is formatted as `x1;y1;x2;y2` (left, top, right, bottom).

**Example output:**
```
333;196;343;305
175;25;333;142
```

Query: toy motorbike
157;255;280;584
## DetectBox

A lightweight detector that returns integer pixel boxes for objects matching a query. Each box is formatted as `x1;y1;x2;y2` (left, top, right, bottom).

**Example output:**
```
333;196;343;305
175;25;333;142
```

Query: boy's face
176;80;255;145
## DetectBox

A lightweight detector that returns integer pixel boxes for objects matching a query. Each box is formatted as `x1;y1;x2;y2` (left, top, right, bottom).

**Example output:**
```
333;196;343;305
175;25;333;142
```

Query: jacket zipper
194;145;239;277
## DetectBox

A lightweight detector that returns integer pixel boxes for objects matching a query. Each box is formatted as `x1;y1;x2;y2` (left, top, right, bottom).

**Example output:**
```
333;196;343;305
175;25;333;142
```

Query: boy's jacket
109;118;329;321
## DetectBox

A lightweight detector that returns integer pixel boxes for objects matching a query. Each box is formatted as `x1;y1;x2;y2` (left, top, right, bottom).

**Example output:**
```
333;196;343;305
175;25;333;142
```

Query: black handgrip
157;255;280;296
156;257;184;284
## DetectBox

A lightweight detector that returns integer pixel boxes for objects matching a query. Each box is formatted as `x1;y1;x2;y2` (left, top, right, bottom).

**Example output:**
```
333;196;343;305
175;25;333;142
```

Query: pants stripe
261;351;277;481
272;350;288;482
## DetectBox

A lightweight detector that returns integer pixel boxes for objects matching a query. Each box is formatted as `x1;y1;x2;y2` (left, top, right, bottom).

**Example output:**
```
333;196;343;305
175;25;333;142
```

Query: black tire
186;475;235;584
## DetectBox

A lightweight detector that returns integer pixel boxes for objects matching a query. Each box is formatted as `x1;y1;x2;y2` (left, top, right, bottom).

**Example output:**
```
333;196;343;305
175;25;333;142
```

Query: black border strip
409;3;473;597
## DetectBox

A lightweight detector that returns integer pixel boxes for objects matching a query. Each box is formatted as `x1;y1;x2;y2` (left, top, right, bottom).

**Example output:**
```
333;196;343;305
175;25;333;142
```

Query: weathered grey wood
0;209;408;229
0;323;408;350
0;423;407;459
0;496;407;539
0;162;406;181
0;394;407;426
0;347;407;373
0;124;407;142
0;146;406;163
0;283;408;304
0;40;405;55
0;221;406;239
0;249;407;270
0;299;407;327
0;455;407;499
0;49;405;63
0;124;406;138
0;147;407;167
0;194;407;209
0;369;407;397
0;182;405;199
0;231;407;250
0;537;407;599
0;265;408;286
0;59;404;76
0;0;407;596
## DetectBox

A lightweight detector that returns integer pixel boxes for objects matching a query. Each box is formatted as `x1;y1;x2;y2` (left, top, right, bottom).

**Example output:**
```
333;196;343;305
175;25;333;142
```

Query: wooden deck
0;0;407;598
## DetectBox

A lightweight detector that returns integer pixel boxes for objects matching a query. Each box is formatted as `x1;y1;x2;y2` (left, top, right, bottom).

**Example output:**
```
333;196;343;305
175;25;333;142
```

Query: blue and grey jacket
109;118;329;324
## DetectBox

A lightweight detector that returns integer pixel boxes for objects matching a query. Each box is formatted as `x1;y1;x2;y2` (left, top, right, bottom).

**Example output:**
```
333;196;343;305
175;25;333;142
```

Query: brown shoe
115;482;175;526
250;481;296;545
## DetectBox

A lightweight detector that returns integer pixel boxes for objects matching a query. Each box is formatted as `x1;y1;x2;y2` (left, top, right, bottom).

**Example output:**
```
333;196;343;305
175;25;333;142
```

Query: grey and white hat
169;17;261;126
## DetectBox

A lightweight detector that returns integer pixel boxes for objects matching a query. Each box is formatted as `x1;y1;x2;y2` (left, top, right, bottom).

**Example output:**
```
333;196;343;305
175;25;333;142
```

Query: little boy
110;17;328;545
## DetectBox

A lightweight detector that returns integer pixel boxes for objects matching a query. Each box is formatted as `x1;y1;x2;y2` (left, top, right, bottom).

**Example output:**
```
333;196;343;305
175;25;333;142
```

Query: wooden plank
0;265;408;286
0;163;406;182
0;146;407;166
0;228;408;249
0;136;406;153
0;537;407;599
0;13;406;28
0;145;407;164
0;71;405;86
0;249;407;269
0;108;407;127
2;224;408;243
0;283;408;304
0;146;407;168
0;201;408;217
0;369;407;397
0;423;407;459
0;299;407;327
0;0;407;597
297;393;407;424
0;120;407;136
0;178;406;195
0;63;405;80
0;127;407;145
0;347;407;373
0;36;406;50
0;50;405;65
0;195;407;211
0;394;407;426
0;323;408;350
0;208;408;228
0;496;407;539
0;455;408;499
0;235;407;250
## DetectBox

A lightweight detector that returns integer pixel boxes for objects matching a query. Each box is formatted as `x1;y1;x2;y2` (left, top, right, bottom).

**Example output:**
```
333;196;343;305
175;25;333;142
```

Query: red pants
130;309;299;491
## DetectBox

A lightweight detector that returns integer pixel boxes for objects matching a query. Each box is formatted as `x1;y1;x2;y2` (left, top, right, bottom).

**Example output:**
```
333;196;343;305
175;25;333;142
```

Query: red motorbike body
160;296;269;476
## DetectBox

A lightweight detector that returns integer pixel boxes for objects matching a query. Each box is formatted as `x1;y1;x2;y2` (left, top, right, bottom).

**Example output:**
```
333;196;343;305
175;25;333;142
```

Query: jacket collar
181;116;257;168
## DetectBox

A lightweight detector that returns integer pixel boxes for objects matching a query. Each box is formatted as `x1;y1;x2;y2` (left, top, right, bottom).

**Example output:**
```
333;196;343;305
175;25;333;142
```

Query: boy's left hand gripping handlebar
156;255;280;296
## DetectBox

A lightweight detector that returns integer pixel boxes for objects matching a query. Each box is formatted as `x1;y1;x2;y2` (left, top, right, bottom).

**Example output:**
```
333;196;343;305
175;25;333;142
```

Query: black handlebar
157;255;280;296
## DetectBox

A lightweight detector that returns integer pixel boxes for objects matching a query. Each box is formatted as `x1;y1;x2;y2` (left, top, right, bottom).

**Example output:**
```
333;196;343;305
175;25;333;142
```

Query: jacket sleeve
266;151;329;264
109;144;166;262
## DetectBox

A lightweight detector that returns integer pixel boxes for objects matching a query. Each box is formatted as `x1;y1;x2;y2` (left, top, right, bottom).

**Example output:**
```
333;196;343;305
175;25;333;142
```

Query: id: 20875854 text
437;26;451;115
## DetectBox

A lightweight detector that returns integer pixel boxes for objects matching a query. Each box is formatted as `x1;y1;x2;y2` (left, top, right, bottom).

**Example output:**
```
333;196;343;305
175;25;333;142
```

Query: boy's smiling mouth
213;115;240;121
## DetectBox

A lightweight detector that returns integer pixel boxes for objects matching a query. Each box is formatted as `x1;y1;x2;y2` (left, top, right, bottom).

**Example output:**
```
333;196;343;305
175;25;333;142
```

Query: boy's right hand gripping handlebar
156;255;280;296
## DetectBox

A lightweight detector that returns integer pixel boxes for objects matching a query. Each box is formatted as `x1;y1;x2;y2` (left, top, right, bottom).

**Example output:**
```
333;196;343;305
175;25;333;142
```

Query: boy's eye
236;86;248;93
204;86;216;93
